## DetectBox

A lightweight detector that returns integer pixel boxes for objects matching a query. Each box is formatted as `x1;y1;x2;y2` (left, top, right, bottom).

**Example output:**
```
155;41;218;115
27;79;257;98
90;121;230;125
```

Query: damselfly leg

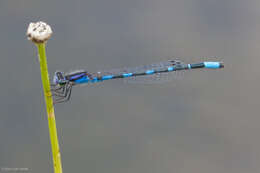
51;83;73;104
51;84;66;95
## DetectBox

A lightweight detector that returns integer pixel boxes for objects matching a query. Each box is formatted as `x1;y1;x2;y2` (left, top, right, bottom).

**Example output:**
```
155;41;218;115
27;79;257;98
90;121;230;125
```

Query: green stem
37;43;63;173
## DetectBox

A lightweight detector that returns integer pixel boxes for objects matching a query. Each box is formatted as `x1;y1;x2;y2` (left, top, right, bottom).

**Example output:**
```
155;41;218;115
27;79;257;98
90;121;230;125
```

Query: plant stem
37;43;63;173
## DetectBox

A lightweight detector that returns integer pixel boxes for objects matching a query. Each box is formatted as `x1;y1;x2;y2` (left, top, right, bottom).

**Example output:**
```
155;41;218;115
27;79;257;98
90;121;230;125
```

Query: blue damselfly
51;60;224;103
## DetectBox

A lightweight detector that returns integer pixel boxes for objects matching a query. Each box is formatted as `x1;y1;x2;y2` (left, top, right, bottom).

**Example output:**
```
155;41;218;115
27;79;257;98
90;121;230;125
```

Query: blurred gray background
1;0;260;172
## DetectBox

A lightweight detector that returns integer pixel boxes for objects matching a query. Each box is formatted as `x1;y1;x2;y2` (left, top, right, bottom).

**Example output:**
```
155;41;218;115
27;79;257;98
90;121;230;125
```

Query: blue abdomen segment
102;75;114;80
168;66;174;71
123;73;133;77
74;76;105;84
204;62;224;69
74;75;115;84
74;76;89;83
146;70;155;75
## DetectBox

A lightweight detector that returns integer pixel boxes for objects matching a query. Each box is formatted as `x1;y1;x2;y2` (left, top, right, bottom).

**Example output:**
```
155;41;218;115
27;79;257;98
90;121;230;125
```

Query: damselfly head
53;71;66;85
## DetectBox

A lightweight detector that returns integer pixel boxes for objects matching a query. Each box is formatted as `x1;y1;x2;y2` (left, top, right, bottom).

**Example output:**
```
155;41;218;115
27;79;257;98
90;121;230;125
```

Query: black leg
51;85;65;94
52;86;66;97
53;83;73;104
55;84;72;103
53;84;70;101
66;84;72;101
47;85;65;100
52;82;72;98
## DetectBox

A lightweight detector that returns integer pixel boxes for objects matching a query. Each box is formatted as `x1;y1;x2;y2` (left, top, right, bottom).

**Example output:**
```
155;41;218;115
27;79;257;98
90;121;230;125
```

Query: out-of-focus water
1;0;260;172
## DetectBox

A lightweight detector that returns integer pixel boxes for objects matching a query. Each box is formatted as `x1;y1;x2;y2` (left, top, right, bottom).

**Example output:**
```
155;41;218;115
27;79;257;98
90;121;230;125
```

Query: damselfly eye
53;71;65;85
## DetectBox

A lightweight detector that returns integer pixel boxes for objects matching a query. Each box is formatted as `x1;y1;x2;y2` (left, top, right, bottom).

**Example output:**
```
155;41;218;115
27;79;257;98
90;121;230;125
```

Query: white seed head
27;21;52;44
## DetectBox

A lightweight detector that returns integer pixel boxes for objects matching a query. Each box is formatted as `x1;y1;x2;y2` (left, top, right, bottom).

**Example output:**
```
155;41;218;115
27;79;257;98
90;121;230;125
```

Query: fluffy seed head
27;21;52;44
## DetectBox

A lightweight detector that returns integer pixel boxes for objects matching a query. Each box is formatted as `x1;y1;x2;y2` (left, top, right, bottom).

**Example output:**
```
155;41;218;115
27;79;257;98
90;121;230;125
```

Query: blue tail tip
204;62;224;69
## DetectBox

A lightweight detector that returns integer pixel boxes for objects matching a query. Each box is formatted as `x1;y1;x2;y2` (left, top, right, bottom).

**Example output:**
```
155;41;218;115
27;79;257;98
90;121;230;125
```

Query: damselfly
51;60;224;103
